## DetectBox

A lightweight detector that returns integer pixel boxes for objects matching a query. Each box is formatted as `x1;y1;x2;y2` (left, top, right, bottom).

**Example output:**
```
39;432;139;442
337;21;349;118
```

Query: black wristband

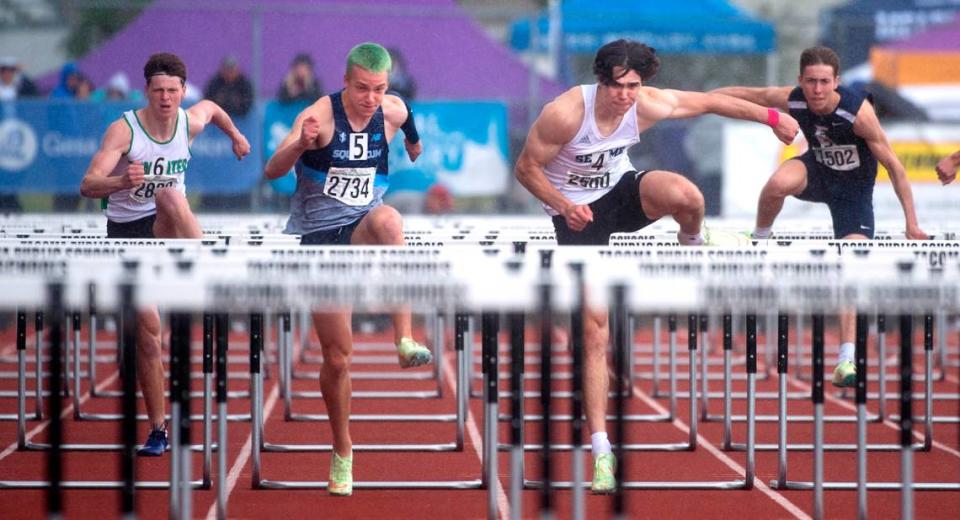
400;101;420;144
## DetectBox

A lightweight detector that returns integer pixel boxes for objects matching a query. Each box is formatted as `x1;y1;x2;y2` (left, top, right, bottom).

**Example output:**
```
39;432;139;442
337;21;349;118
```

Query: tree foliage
61;0;151;59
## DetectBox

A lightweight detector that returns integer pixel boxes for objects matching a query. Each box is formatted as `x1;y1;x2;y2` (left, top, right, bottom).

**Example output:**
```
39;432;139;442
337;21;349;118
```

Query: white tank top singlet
104;108;191;223
541;84;640;216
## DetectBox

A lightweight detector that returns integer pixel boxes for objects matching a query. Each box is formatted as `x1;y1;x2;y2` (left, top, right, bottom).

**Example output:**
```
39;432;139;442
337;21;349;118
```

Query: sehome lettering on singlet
540;83;640;216
103;108;191;223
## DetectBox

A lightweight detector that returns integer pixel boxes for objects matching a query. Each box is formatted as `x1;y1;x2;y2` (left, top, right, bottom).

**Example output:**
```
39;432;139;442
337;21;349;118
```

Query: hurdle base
261;442;459;452
771;479;960;491
256;479;483;490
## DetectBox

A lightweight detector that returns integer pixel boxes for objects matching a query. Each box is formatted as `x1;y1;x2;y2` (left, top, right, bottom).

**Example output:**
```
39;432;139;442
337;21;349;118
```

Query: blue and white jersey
284;90;390;234
788;85;876;179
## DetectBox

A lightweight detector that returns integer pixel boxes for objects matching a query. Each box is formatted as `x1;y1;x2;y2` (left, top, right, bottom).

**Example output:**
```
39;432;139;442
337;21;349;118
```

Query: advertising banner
0;100;260;194
388;101;510;196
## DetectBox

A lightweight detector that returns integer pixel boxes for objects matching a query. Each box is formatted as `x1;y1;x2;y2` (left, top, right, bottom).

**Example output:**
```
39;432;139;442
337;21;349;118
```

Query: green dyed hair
346;43;392;76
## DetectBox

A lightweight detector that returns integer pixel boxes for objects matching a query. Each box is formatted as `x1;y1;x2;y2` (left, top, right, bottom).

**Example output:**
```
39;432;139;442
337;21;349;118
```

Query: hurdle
0;280;202;509
237;251;486;490
516;251;756;494
3;214;956;513
6;273;215;488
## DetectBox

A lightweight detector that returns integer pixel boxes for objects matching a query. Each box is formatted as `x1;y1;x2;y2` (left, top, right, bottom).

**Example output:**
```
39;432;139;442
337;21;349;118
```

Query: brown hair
799;46;840;77
143;52;187;85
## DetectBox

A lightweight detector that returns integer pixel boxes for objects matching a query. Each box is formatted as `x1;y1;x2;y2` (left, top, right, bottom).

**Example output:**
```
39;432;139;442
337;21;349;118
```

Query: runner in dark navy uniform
264;42;427;497
712;46;928;388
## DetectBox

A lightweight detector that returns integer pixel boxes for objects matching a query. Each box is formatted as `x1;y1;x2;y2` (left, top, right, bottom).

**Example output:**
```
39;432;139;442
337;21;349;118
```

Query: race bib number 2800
130;174;179;203
324;166;375;206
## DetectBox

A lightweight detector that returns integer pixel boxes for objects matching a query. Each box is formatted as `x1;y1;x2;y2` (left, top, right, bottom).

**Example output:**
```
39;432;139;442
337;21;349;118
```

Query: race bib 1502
815;145;861;171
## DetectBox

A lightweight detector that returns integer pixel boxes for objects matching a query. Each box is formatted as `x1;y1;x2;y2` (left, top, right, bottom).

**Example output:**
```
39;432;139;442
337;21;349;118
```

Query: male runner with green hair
347;42;392;72
264;42;425;497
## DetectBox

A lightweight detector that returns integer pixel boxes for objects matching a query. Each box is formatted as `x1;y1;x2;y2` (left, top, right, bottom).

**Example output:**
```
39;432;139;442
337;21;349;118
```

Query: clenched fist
299;115;321;150
125;161;145;189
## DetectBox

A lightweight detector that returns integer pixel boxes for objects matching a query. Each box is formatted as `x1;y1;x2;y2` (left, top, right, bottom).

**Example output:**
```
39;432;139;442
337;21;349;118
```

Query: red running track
0;316;957;518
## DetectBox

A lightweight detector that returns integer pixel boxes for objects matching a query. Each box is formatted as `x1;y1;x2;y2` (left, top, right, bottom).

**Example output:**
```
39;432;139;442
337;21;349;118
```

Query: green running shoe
591;453;616;494
328;452;353;496
832;360;857;388
397;337;433;369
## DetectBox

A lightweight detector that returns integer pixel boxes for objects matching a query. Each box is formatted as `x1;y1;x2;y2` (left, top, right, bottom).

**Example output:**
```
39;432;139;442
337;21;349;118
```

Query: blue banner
0;100;260;194
388;101;509;196
0;99;508;197
262;100;310;195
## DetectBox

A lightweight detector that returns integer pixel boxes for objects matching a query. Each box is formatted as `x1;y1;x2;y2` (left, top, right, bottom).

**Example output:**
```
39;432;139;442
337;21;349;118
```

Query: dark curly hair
592;39;660;85
143;52;187;85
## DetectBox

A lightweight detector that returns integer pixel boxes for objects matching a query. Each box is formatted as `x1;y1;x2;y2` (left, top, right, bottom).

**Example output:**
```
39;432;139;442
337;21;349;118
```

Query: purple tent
67;0;563;101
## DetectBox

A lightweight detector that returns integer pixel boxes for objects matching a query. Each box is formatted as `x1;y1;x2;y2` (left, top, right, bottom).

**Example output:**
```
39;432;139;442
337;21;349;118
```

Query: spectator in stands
49;63;89;210
936;149;960;184
74;73;93;101
424;183;454;214
90;72;142;102
277;53;323;103
204;56;254;117
199;57;255;210
386;47;416;101
0;56;39;101
50;62;83;99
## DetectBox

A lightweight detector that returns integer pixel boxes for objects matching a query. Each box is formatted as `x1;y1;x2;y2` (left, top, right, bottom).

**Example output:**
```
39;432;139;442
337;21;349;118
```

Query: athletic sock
591;432;611;458
752;226;772;239
838;342;855;364
677;230;705;246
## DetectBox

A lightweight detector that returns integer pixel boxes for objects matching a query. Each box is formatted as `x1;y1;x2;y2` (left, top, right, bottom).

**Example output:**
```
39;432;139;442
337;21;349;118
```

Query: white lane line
0;331;33;357
631;383;812;520
442;354;511;520
206;323;291;520
788;377;960;459
204;383;280;520
0;369;120;461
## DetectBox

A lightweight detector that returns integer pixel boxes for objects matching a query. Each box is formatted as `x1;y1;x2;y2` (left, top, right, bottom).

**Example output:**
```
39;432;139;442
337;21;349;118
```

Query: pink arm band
766;108;780;128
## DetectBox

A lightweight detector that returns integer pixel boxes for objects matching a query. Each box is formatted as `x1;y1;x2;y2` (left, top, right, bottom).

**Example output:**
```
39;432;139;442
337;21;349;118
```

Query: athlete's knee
367;206;404;243
764;165;806;198
675;181;704;214
647;174;703;215
154;188;188;216
761;176;795;199
322;345;352;375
